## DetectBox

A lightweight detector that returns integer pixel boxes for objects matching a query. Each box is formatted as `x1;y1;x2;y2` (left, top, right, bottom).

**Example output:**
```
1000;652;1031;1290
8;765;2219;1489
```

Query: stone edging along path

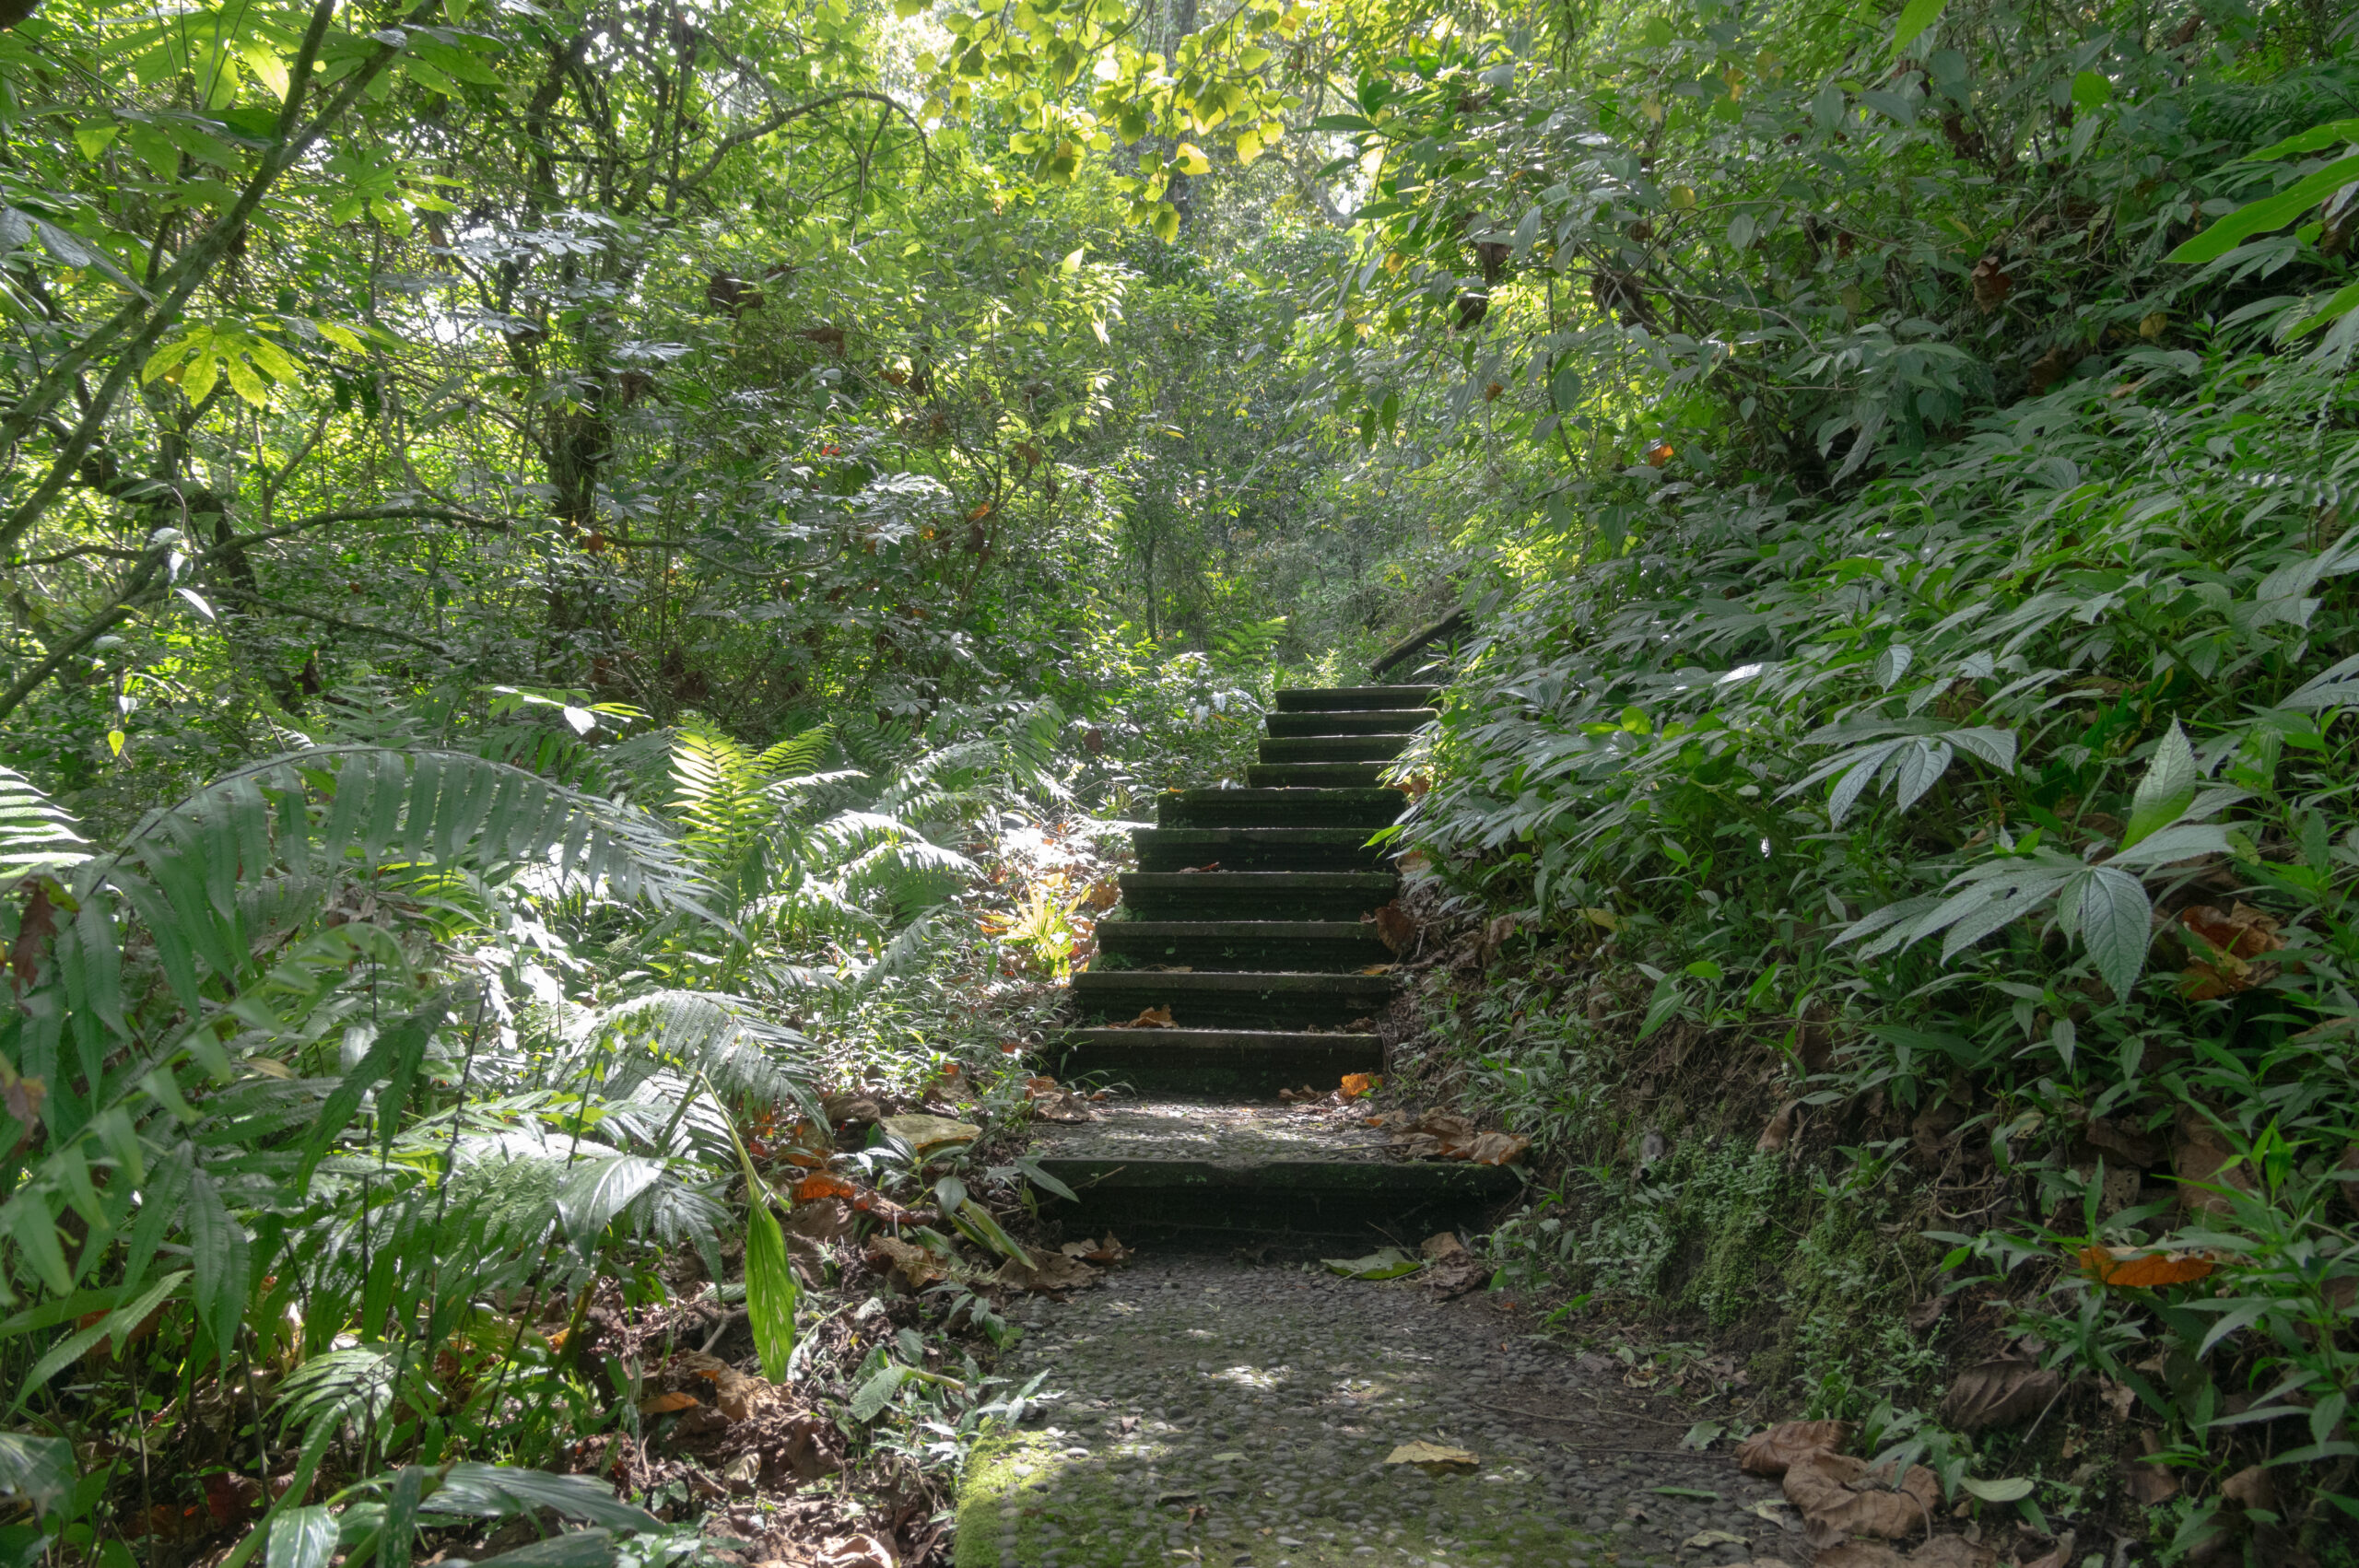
950;689;1802;1568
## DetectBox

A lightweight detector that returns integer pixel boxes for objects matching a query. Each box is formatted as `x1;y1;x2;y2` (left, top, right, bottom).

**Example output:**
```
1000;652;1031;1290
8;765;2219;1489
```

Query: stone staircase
1031;686;1520;1239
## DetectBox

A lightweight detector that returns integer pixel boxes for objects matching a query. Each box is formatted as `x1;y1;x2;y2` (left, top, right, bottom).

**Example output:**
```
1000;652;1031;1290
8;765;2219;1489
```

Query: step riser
1273;686;1440;712
1258;736;1411;764
1245;763;1389;788
1120;886;1396;921
1134;832;1386;873
1050;1036;1382;1094
1034;1164;1516;1241
1097;923;1391;972
1072;977;1394;1030
1264;711;1435;738
1155;789;1404;829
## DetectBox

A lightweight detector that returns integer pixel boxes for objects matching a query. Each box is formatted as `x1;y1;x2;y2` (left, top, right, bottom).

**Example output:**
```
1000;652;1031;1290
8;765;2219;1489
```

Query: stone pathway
955;688;1797;1565
1036;686;1514;1238
957;1255;1797;1568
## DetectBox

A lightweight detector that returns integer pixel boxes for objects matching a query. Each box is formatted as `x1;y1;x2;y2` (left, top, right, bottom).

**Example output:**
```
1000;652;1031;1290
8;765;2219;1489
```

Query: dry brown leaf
879;1114;980;1153
1783;1452;1938;1545
638;1391;701;1416
1339;1071;1379;1101
1812;1546;1905;1568
1061;1233;1131;1265
1121;1005;1176;1028
815;1534;898;1568
1935;1360;2063;1432
2173;1106;2252;1218
1757;1100;1798;1153
793;1172;860;1204
2220;1465;2276;1513
1420;1232;1469;1260
1371;901;1416;954
820;1092;882;1127
1176;861;1221;873
1734;1420;1852;1477
2077;1246;2219;1289
2126;1431;2179;1505
2016;1529;2077;1568
1457;1129;1531;1165
1384;1441;1478;1472
995;1246;1098;1293
1356;963;1396;975
865;1236;946;1291
713;1369;778;1423
2083;1116;2162;1168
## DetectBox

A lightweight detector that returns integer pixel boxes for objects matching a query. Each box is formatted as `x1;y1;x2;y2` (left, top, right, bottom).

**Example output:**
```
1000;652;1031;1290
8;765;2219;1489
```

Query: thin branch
210;588;456;657
676;91;929;193
0;548;170;726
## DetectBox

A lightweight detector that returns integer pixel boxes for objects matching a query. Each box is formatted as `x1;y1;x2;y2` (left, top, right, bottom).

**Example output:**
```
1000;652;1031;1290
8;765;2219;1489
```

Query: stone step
1273;685;1440;711
1131;826;1387;873
1097;919;1391;972
1154;786;1404;830
1257;734;1412;764
1070;968;1395;1029
1244;761;1390;789
1263;708;1436;738
1117;872;1396;921
1029;1098;1519;1238
1050;1027;1381;1093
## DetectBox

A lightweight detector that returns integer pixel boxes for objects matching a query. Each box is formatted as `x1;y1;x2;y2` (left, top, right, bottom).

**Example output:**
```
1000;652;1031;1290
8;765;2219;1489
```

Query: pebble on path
951;1255;1799;1568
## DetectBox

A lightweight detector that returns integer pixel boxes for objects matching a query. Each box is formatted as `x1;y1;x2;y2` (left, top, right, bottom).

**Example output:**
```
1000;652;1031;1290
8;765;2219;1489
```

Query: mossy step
1153;786;1404;829
1050;1026;1381;1092
1273;685;1440;711
1243;761;1390;789
1257;734;1413;764
1070;968;1395;1028
1096;919;1391;971
1131;826;1388;873
1263;708;1436;737
1116;872;1396;921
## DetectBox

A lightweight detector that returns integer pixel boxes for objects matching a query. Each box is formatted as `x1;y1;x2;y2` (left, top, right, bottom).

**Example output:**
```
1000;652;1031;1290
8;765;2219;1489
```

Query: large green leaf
744;1200;798;1383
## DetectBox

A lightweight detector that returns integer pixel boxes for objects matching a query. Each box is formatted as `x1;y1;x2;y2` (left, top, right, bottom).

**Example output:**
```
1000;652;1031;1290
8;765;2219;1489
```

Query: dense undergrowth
1389;124;2359;1568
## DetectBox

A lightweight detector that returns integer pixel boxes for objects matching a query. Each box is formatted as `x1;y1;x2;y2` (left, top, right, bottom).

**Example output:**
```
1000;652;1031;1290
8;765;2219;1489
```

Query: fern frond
102;746;721;925
0;766;91;881
566;989;816;1107
755;723;834;779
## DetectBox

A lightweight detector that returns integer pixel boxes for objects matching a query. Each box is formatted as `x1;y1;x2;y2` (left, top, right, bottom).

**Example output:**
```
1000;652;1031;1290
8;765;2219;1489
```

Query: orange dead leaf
1122;1005;1176;1028
2077;1245;2219;1288
1642;439;1674;467
1339;1072;1379;1102
793;1173;860;1204
1177;860;1221;873
639;1391;701;1416
965;502;992;521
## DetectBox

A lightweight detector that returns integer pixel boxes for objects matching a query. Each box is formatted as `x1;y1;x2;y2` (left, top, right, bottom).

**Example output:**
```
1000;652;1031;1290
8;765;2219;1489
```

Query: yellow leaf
237;41;290;99
106;731;125;757
1175;141;1211;175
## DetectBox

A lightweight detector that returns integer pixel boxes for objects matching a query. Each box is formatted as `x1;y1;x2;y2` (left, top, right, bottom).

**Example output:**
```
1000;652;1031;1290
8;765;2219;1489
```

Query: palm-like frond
0;766;90;882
